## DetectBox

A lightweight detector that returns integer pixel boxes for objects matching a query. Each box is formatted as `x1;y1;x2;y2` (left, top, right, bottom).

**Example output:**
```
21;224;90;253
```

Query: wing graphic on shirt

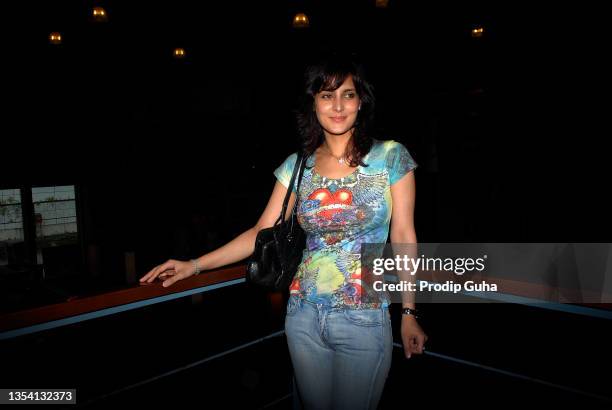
335;249;361;277
298;171;318;199
346;172;388;208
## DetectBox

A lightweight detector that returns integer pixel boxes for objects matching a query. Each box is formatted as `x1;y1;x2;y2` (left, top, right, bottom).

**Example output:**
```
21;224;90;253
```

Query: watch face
402;308;418;316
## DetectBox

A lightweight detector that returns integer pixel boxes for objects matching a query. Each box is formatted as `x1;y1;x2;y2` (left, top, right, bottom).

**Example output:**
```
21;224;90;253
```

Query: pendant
338;158;345;165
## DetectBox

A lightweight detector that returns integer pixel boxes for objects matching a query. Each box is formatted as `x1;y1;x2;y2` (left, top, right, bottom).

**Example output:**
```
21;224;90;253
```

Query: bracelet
401;307;419;318
191;259;201;275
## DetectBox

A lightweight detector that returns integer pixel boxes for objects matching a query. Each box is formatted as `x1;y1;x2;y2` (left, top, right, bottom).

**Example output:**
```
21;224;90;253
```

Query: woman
140;54;427;409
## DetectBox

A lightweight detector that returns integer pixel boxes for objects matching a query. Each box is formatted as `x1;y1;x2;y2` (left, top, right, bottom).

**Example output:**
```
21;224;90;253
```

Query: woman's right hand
139;259;196;288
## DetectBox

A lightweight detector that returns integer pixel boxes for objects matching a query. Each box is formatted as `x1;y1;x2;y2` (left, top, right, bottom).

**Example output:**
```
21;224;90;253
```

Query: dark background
3;0;608;293
1;1;611;408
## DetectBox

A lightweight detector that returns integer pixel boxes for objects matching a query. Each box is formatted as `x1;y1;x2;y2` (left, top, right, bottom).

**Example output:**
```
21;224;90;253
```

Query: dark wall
2;1;608;298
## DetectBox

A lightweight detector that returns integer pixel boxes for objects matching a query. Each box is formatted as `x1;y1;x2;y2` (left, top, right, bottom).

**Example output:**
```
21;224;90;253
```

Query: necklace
321;144;348;165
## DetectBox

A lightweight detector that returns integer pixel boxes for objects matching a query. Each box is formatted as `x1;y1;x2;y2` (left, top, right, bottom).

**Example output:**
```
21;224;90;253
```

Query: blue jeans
285;296;393;410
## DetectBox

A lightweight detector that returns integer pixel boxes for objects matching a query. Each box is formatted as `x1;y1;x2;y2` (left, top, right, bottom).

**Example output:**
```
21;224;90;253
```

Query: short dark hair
296;52;376;167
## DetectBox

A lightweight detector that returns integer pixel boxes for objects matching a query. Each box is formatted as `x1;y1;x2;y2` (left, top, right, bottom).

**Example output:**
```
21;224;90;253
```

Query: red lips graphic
308;188;353;219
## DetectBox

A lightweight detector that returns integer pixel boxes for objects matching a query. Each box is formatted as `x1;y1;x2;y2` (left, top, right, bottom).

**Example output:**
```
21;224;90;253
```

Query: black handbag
246;152;307;292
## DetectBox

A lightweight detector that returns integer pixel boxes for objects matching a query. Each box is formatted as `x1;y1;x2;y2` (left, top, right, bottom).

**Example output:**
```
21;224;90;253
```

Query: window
0;185;81;277
0;189;24;266
32;186;80;278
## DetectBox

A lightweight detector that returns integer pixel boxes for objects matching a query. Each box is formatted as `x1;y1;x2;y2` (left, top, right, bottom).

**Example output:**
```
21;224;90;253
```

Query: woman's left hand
401;315;428;359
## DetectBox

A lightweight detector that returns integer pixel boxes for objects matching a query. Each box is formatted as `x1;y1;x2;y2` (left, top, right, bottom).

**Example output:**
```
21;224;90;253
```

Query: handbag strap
277;151;306;225
288;152;307;232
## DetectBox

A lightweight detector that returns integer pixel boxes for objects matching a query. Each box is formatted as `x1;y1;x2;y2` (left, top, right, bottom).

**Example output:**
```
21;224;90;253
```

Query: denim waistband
294;295;389;312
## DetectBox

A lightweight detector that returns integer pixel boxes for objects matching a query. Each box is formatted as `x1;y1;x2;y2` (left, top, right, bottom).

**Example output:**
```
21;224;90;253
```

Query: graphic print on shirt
275;139;418;309
299;170;388;247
